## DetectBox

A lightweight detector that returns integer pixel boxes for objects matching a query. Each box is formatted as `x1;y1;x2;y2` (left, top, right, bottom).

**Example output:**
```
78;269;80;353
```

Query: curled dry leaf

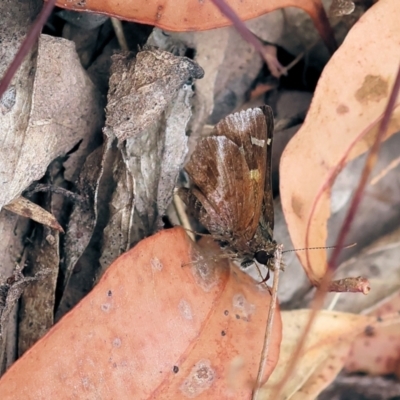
0;227;281;399
59;147;103;294
0;6;48;361
100;48;203;271
148;26;264;138
0;268;49;373
324;226;400;314
261;310;374;400
0;211;30;373
18;227;59;356
105;47;203;143
280;0;400;285
0;34;103;210
3;197;63;232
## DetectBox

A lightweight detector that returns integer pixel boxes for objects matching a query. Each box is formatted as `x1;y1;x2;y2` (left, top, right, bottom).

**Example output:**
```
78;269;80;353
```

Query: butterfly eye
255;250;272;266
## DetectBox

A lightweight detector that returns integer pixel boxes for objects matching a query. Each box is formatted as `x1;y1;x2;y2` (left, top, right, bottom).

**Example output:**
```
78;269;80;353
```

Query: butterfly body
180;106;277;270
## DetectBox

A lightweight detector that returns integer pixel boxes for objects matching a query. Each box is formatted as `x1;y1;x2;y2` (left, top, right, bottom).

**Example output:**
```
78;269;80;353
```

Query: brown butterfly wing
185;135;257;239
213;106;274;237
184;106;274;241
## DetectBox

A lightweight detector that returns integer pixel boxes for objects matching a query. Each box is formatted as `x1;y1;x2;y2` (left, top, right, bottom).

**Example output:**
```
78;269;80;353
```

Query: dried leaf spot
291;194;304;219
364;325;375;337
156;5;163;19
112;338;122;348
336;104;349;114
81;377;89;388
180;359;215;398
151;257;163;271
355;75;388;104
191;255;219;292
101;303;111;312
232;293;255;319
21;207;33;218
178;299;193;320
0;85;16;115
46;234;56;245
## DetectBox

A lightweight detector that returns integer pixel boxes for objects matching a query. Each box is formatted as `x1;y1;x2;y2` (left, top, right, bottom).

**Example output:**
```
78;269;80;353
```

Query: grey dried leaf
0;210;30;374
58;146;103;295
0;267;49;373
148;28;262;139
105;47;204;143
99;48;203;273
121;81;195;234
0;0;44;374
99;139;134;273
57;140;122;314
0;34;103;210
18;227;59;356
0;268;50;338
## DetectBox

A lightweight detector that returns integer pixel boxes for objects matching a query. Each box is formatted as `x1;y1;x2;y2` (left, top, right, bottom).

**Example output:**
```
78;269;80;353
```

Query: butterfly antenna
282;243;356;254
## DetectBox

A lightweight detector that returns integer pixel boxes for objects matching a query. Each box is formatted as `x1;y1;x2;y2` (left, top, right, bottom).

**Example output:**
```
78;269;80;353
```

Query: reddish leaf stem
210;0;286;76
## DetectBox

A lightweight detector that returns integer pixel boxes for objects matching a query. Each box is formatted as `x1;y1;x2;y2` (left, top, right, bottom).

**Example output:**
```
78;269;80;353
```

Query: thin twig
111;17;129;51
210;0;286;77
173;191;195;241
326;292;341;311
370;154;400;185
252;244;283;400
25;184;85;202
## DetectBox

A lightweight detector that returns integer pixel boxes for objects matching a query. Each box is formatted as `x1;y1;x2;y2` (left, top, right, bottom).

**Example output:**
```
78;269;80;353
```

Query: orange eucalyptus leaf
52;0;334;51
280;0;400;285
0;227;281;399
262;310;374;400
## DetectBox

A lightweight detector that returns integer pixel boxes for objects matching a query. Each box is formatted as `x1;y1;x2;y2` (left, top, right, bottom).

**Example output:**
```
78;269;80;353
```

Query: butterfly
179;105;277;271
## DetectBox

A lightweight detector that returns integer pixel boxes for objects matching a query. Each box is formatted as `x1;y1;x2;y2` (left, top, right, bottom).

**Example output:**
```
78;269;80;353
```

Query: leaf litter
0;1;400;399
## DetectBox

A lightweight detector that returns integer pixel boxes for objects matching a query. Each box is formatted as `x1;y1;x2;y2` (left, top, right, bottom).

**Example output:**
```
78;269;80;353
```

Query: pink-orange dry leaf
345;290;400;377
52;0;334;51
290;341;351;400
0;227;281;399
261;310;374;400
280;0;400;285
